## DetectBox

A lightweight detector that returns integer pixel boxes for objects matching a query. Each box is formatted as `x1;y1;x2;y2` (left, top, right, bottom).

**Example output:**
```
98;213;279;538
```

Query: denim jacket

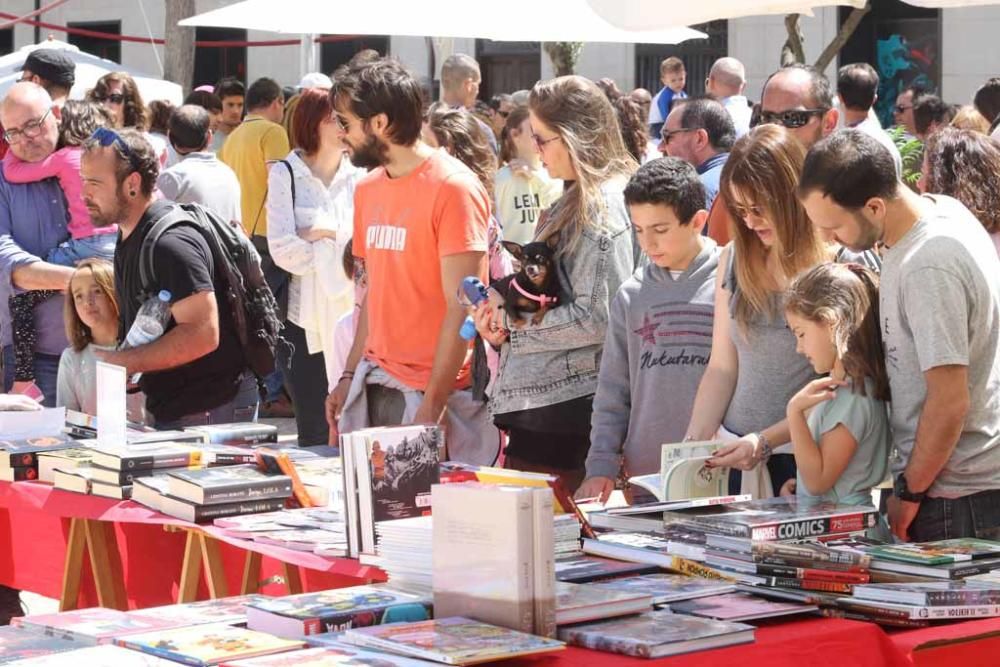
489;177;636;415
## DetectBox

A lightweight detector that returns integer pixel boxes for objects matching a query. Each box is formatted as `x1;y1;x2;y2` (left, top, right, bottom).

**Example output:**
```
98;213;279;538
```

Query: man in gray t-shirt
798;128;1000;542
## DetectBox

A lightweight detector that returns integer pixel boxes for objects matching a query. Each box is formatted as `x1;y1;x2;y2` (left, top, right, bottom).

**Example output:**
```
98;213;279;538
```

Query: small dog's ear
501;240;524;260
544;233;560;249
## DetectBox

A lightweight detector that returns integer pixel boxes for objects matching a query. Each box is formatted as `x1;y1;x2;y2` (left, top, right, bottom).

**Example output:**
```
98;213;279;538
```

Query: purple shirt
0;168;70;353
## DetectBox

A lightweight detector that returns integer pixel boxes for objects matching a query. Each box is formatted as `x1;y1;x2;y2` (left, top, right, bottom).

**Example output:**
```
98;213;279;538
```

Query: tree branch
782;13;806;66
814;2;871;72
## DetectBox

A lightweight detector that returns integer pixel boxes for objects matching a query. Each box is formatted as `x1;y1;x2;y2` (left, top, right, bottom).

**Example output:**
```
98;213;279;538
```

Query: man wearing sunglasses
0;81;74;625
759;64;838;149
660;98;735;212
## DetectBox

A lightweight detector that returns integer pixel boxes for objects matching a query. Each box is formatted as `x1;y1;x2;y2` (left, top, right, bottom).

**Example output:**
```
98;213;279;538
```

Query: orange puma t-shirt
353;150;489;391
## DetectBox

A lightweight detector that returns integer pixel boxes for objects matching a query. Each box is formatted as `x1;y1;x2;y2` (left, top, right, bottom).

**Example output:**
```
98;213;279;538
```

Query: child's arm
787;378;857;495
3;147;78;184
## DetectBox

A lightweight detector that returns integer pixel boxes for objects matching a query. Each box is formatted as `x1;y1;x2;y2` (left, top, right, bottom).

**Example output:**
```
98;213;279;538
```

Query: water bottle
458;277;488;341
122;290;172;350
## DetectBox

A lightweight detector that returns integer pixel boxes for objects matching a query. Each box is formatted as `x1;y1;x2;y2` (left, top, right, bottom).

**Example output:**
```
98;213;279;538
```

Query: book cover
605;494;752;517
340;617;564;665
0;625;78;664
222;645;439;666
553;554;659;583
246;586;431;638
762;577;854;594
167;466;292;505
201;444;259;467
5;644;181;666
668;497;878;541
557;609;753;659
432;483;535;634
0;435;74;469
89;443;202;471
339;432;361;558
735;583;842;606
38;448;97;484
707;555;870;584
255;448;314;508
869;539;1000;565
127;430;206;446
532;487;556;638
0;466;40;482
183;422;278;446
88;464;159;487
869;555;1000;580
669;592;817;621
158;496;288;523
592;574;736;605
135;594;273;627
12;607;185;645
554;582;651;625
834;597;1000;620
119;623;304;665
583;531;706;563
853;581;1000;607
707;534;872;567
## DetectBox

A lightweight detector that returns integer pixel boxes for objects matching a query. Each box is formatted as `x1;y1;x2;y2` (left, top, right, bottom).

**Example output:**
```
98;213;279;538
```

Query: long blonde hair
529;76;638;255
64;259;119;352
722;124;827;331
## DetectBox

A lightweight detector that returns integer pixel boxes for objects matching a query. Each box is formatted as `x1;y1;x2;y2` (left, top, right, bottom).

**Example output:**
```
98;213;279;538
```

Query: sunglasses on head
754;108;828;129
90;127;140;170
94;93;125;105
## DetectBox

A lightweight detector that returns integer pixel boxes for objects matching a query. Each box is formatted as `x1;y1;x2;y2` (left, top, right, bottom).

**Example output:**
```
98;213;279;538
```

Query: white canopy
586;1;868;30
0;39;183;105
902;0;999;5
179;0;707;44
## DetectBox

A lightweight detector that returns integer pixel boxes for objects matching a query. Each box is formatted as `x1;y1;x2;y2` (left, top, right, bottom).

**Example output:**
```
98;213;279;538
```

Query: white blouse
266;150;366;359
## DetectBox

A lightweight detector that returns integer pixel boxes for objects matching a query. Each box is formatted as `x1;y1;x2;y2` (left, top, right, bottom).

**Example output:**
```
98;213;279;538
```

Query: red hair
292;88;333;154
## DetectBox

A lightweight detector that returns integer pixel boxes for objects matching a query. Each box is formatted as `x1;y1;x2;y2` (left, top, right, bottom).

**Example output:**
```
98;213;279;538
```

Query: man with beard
326;58;499;465
799;129;1000;543
82;128;256;429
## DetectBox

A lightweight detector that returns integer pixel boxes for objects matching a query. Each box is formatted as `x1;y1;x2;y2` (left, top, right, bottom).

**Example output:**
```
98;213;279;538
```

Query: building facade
1;0;996;109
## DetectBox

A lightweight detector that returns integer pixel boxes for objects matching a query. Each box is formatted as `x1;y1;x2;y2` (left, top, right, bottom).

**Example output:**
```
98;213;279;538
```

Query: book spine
192;498;285;521
948;561;1000;578
200;479;293;504
669;556;736;581
755;554;869;573
925;590;1000;606
123;453;200;471
754;541;867;566
766;577;854;594
753;564;869;583
515;489;537;634
750;511;876;541
559;630;649;658
821;608;929;628
835;600;912;620
532;487;556;639
3;467;37;481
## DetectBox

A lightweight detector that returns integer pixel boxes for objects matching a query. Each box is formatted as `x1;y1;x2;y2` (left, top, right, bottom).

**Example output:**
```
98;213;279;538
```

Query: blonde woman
685;124;876;497
474;76;638;493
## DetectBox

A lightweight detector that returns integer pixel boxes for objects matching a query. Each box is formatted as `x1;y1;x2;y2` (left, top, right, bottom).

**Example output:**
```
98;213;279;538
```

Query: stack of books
590;573;737;605
0;435;76;482
554;513;582;556
554;581;652;625
555;553;660;584
340;425;442;557
11;607;191;645
157;465;293;523
54;442;205;501
368;515;434;592
588;494;751;534
861;538;1000;580
835;580;1000;623
37;447;97;484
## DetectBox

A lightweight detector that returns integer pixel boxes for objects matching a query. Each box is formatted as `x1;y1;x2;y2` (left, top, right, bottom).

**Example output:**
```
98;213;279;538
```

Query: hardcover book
183;422;279;447
582;531;706;564
558;609;754;659
222;645;439;666
201;444;260;467
135;594;274;627
705;553;870;583
554;582;652;625
868;539;1000;565
669;592;817;621
12;607;185;645
705;536;872;567
835;597;1000;620
246;585;431;638
5;644;180;666
0;436;74;469
89;443;202;471
339;617;565;665
158;495;287;523
167;466;292;505
119;623;304;665
869;555;1000;580
852;581;1000;607
592;574;737;604
554;554;659;583
0;625;78;664
665;497;878;541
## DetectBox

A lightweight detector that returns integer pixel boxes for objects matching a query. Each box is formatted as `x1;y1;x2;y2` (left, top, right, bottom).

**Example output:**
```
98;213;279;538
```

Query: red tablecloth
0;481;384;609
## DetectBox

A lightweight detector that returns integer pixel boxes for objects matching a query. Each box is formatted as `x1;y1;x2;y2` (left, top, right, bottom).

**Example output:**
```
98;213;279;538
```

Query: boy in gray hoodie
579;158;721;503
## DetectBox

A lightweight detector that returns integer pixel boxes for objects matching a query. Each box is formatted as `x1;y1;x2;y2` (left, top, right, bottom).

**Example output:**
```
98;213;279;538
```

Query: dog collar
512;278;558;307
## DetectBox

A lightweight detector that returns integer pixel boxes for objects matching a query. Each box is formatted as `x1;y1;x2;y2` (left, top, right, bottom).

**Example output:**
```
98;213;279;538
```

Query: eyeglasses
93;93;125;105
90;127;140;171
3;108;51;144
895;105;913;113
731;203;765;220
660;127;703;144
754;108;828;129
532;133;561;150
497;110;510;119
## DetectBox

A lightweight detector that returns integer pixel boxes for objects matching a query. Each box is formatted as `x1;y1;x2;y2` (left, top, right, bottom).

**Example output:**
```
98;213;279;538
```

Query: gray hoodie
586;240;721;479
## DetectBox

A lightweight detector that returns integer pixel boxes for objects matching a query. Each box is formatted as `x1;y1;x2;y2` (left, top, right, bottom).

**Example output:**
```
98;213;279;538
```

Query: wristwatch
894;473;927;503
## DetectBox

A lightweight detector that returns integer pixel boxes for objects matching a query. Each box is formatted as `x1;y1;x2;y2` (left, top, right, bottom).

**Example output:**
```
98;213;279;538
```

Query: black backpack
138;202;282;379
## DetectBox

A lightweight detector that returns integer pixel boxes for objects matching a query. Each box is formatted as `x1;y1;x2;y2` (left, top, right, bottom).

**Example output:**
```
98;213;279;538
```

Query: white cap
297;72;333;90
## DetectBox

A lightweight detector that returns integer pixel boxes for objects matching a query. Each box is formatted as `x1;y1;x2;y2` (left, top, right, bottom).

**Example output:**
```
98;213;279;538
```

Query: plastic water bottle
458;277;488;341
122;290;172;349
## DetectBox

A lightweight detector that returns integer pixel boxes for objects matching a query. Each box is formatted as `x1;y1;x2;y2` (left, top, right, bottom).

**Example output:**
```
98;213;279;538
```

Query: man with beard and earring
82;129;257;429
325;58;500;465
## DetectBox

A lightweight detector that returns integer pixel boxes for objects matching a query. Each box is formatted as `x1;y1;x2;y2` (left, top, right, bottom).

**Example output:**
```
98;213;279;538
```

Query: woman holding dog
474;75;638;493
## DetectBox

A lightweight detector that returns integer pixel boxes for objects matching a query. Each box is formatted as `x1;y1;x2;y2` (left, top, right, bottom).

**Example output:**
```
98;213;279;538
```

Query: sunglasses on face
754;108;828;129
3;107;51;144
94;93;125;105
532;133;561;150
731;203;765;220
90;127;140;171
660;127;703;144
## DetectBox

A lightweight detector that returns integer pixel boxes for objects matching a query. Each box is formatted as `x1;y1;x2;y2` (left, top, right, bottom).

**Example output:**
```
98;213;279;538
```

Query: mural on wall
875;20;939;127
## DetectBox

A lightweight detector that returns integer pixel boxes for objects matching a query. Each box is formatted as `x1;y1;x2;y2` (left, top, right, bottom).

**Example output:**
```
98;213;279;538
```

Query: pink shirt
2;147;117;240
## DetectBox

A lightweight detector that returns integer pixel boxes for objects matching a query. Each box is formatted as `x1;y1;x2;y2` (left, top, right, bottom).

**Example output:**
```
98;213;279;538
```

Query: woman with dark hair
613;95;655;164
88;72;168;164
266;87;366;445
147;99;175;165
920;126;1000;256
473;76;638;493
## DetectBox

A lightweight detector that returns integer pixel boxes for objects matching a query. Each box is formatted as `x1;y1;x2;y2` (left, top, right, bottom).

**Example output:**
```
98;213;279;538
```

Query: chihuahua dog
492;239;561;326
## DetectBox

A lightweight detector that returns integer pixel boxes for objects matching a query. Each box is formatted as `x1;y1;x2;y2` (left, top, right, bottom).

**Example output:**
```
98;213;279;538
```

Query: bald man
706;57;751;137
759;64;839;149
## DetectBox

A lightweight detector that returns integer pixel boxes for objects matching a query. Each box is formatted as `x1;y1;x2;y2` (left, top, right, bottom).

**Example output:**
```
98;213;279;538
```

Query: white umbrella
0;39;183;105
180;0;707;44
901;0;999;5
586;0;868;30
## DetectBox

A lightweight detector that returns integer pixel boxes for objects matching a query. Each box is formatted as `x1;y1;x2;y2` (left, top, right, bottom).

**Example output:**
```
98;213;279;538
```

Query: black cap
22;49;75;88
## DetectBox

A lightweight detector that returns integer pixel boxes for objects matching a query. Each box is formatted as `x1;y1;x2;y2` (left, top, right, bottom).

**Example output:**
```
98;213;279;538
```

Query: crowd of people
3;44;1000;617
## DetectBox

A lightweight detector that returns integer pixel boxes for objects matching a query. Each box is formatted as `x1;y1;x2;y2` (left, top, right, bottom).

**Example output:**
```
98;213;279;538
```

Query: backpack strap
249;159;295;238
138;204;201;297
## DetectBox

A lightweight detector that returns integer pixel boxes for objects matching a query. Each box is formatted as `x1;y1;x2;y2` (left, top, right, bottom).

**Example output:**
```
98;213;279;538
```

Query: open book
628;441;728;502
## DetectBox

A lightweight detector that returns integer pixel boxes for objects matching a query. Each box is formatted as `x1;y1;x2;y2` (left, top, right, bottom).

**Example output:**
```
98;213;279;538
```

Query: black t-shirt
115;200;246;422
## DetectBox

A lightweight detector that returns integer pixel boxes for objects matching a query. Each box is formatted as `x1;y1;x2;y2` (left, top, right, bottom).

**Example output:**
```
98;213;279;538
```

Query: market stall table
0;480;384;610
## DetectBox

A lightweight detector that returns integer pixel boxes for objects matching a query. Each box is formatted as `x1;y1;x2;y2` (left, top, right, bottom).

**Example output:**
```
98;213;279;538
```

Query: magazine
669;592;817;621
591;574;737;604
